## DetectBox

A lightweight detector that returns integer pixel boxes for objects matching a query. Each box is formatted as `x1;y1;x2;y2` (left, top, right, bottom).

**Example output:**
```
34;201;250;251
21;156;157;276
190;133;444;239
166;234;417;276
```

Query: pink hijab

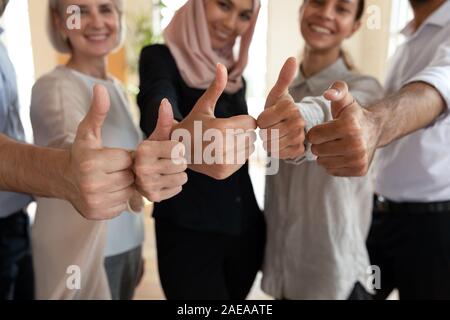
163;0;260;94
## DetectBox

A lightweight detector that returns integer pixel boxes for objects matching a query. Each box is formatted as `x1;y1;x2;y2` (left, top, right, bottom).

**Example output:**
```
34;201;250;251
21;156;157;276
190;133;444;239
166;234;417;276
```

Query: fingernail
328;88;340;97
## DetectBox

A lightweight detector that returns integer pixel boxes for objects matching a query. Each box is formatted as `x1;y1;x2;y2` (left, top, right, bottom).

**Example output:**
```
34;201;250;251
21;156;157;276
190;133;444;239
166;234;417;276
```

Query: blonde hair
47;0;126;54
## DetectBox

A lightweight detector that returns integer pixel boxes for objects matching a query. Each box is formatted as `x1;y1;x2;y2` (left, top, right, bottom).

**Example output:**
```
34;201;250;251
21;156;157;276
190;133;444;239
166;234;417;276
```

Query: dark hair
355;0;366;21
302;0;366;21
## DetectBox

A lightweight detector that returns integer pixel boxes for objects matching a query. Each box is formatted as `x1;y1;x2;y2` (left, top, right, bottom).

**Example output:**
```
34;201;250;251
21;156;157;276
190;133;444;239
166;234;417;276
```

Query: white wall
28;0;58;79
349;0;392;82
266;0;303;92
3;0;35;141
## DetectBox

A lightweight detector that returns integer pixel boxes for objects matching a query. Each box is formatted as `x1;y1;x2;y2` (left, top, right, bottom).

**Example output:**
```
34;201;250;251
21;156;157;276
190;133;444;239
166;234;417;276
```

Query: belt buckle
375;195;388;213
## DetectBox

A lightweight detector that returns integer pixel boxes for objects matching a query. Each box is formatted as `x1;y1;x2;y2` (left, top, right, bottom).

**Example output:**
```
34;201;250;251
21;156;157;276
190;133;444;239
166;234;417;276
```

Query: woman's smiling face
300;0;362;52
204;0;254;50
56;0;120;58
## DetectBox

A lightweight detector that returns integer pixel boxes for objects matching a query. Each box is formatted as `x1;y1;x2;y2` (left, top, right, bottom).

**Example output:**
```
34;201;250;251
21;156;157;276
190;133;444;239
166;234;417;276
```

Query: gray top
261;58;384;300
0;35;32;218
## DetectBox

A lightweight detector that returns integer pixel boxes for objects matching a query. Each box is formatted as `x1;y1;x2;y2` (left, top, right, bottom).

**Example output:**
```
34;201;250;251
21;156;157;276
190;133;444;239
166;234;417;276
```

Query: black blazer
137;44;261;235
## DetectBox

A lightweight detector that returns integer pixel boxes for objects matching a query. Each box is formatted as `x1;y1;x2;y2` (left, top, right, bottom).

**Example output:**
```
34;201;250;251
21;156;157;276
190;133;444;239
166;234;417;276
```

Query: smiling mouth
85;34;110;42
309;24;334;35
213;27;232;41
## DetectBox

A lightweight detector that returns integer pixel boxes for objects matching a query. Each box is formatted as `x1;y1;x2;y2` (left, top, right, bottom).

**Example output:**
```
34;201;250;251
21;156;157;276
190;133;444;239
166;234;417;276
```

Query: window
388;0;413;58
2;0;35;142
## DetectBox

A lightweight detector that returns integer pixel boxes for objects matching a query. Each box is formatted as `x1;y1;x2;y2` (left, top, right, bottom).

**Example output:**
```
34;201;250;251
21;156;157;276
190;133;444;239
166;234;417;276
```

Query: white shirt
376;0;450;202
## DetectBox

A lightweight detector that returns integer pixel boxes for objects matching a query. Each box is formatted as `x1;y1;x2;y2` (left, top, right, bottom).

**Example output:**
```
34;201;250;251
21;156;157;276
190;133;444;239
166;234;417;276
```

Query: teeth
86;35;108;41
217;33;228;40
215;28;230;40
310;25;332;34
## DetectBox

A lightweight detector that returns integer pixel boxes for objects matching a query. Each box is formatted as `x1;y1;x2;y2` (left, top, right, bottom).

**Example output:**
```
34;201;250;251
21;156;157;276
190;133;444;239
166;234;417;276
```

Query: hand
307;81;379;177
173;64;257;180
134;99;188;203
67;85;135;220
257;57;306;160
128;190;144;213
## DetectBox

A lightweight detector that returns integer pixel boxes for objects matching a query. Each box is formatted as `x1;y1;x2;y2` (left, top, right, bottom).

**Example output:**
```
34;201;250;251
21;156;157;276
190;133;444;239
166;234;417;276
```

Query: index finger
223;115;257;131
307;120;345;145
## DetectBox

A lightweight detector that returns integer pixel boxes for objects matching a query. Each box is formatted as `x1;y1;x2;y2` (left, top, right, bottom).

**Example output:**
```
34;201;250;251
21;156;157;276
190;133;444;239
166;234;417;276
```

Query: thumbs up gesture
307;81;377;177
257;57;306;160
134;98;188;203
173;63;257;180
68;85;135;220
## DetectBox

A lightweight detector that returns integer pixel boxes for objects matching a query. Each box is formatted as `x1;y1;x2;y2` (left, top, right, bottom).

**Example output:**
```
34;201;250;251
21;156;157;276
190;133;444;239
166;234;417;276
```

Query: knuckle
79;179;99;194
356;168;367;177
136;141;150;154
137;164;158;176
79;158;98;173
347;116;362;132
180;172;188;185
134;164;147;176
85;195;102;210
149;192;162;203
350;136;366;154
214;167;229;180
352;158;367;171
82;209;97;220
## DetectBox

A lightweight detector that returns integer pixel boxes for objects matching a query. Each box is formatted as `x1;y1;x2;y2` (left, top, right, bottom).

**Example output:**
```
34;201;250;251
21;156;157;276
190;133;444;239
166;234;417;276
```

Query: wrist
366;102;388;149
53;148;76;202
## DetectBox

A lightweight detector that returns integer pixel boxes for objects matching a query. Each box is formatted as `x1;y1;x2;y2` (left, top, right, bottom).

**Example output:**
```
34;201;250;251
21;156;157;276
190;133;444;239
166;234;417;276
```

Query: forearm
0;135;71;199
369;82;446;148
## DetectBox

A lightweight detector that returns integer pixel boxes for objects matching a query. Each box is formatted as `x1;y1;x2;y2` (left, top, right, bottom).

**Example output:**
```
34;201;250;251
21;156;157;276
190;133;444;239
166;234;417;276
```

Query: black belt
374;195;450;214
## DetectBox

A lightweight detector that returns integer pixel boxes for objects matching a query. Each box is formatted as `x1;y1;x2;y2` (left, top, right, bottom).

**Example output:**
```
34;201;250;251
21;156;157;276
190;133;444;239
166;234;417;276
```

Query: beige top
262;58;384;300
30;66;142;300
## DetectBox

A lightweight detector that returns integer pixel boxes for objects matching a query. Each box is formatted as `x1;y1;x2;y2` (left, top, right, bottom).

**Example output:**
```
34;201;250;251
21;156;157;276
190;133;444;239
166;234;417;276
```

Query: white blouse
30;66;144;299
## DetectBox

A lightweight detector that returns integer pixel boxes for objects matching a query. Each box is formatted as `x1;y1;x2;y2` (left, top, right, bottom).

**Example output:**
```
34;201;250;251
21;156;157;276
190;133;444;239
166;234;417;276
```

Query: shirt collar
401;0;450;37
291;57;349;93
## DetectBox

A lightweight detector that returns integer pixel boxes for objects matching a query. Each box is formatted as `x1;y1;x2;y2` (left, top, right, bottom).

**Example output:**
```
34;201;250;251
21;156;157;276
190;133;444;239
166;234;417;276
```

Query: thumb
149;98;174;141
192;63;227;116
265;57;297;109
75;84;110;149
323;81;354;119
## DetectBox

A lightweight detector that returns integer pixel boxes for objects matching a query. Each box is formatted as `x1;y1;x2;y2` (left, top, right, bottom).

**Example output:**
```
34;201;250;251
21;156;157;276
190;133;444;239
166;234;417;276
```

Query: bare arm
308;81;447;177
0;86;136;220
0;134;71;199
368;82;446;148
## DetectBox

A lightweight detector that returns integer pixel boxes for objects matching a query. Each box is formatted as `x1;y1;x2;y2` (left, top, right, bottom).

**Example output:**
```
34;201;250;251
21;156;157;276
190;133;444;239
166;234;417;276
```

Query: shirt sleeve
137;45;183;138
286;76;384;165
0;74;7;133
285;96;330;165
406;37;450;110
